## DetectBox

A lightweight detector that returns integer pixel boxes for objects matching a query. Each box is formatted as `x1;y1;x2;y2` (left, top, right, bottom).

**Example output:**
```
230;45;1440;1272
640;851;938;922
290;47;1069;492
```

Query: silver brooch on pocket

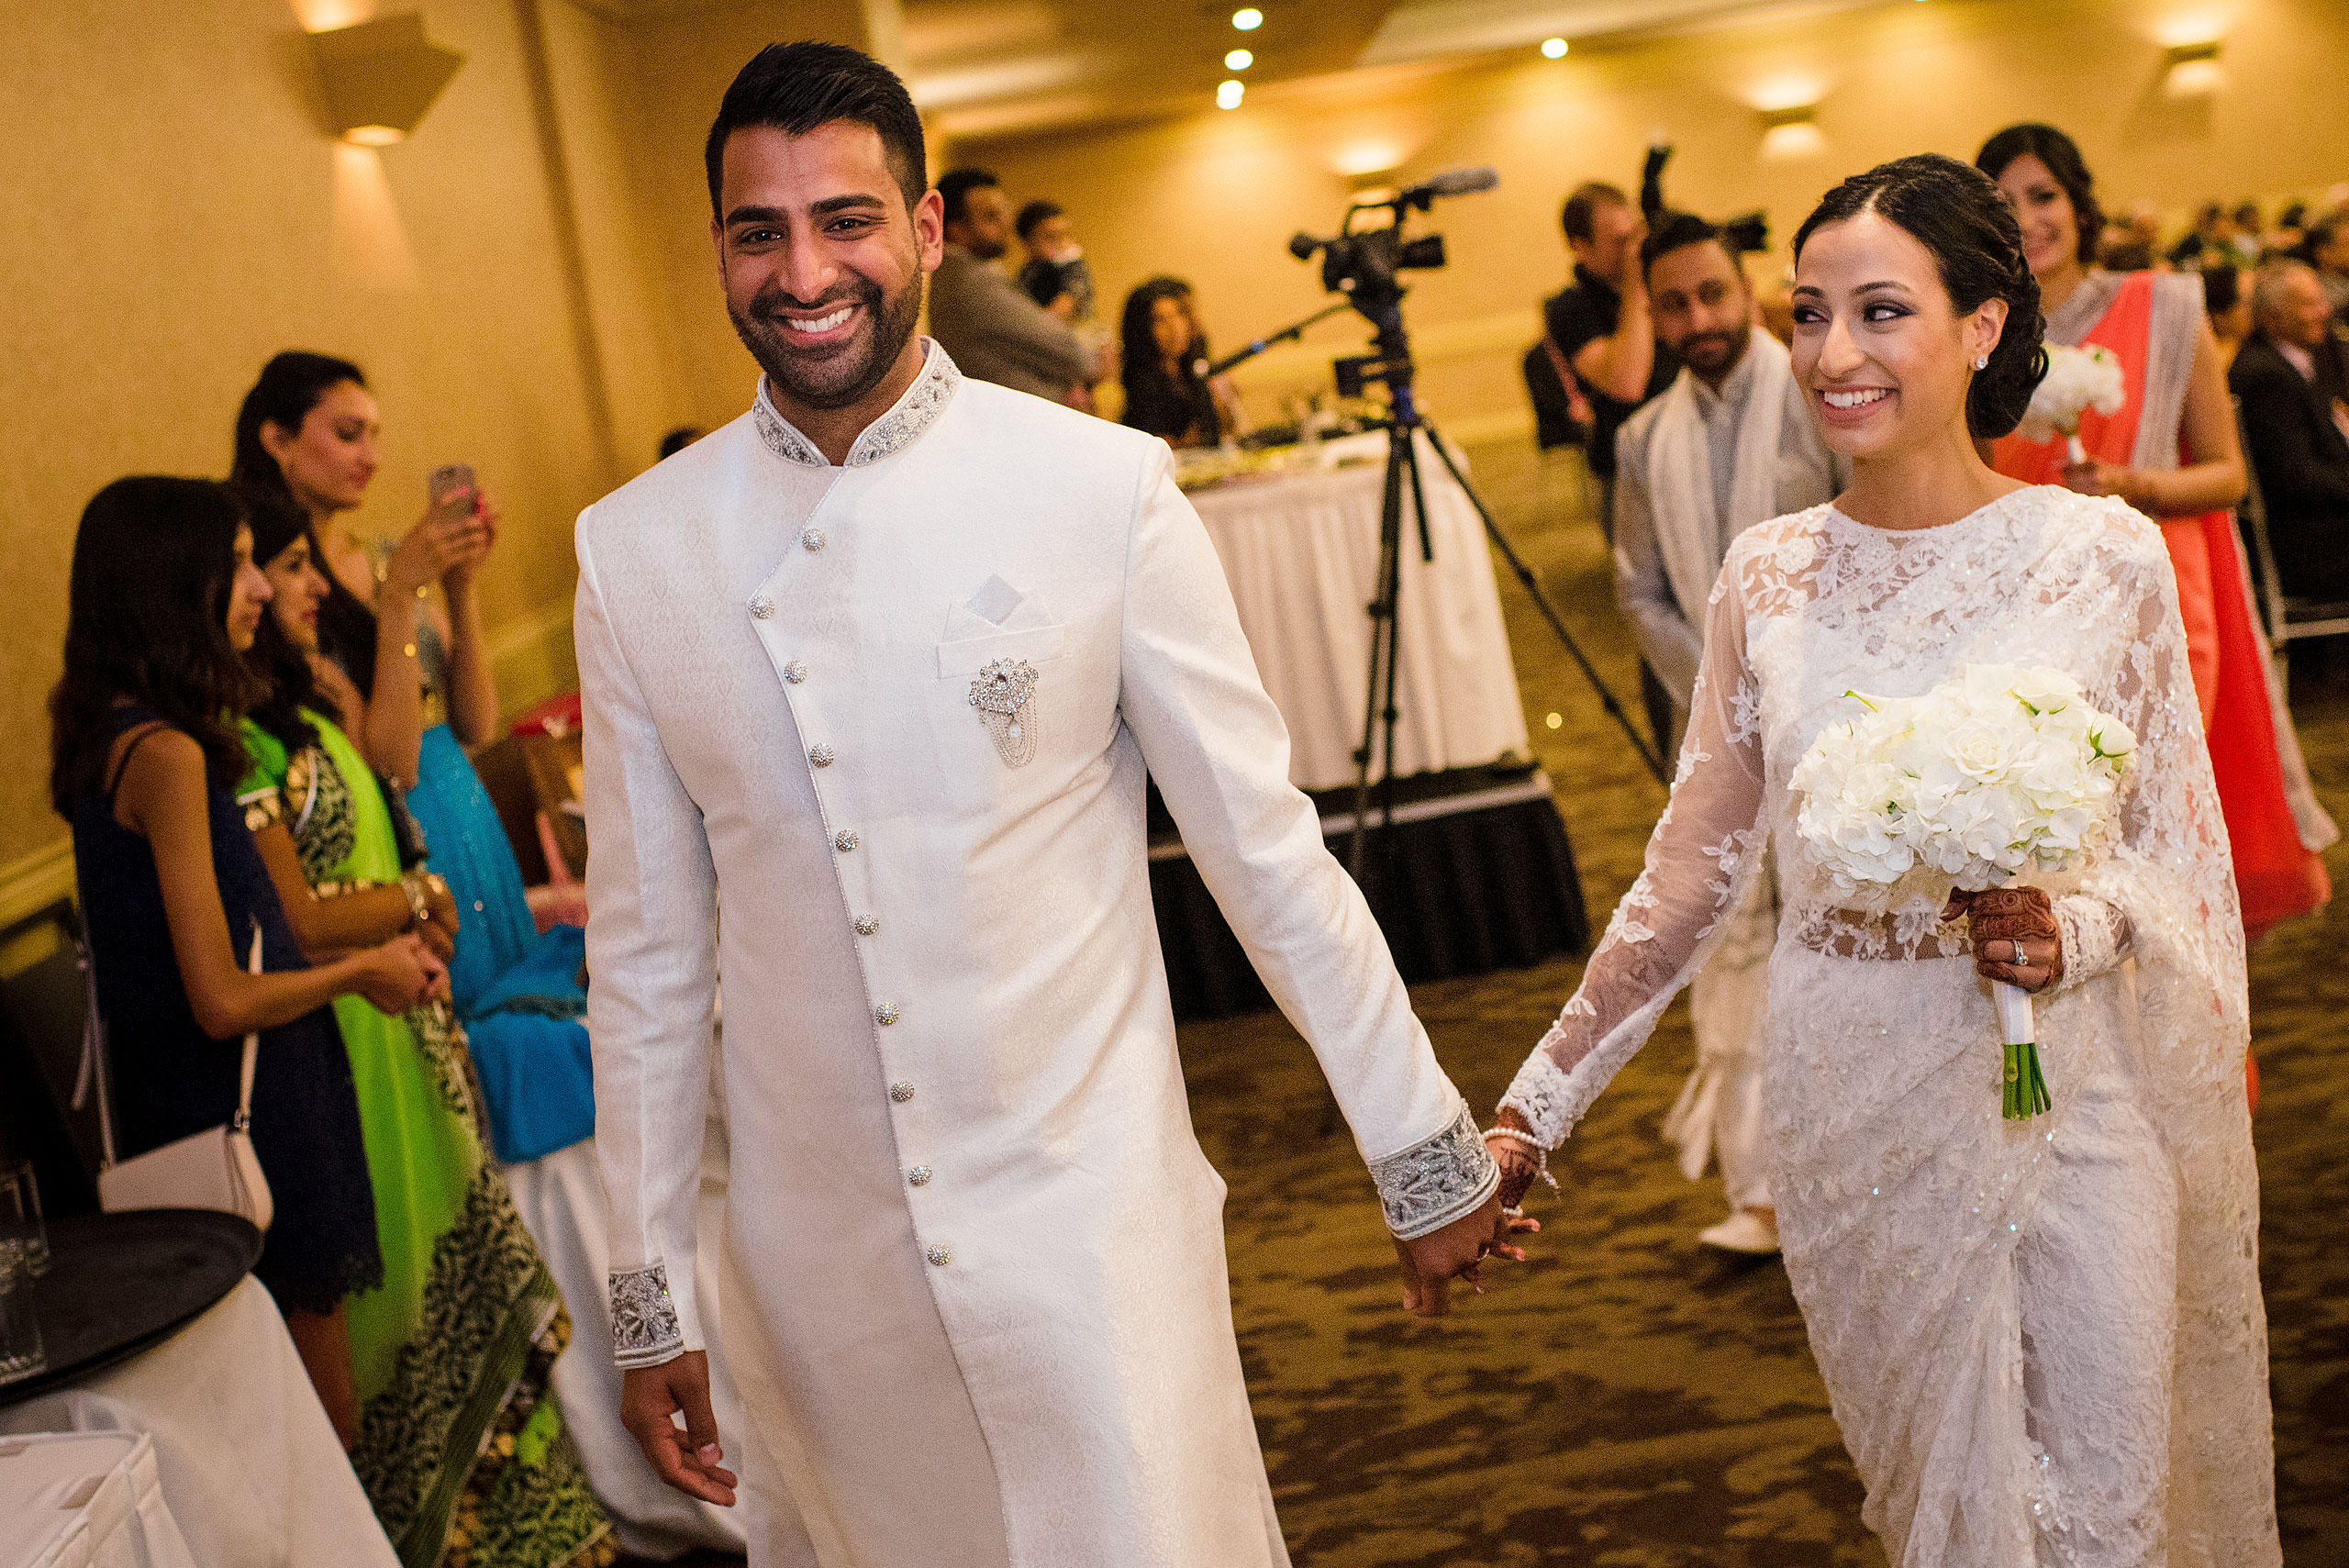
968;658;1040;768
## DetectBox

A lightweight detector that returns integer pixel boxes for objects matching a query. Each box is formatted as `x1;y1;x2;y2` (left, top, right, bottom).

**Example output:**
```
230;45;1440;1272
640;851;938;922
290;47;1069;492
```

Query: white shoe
1698;1209;1781;1255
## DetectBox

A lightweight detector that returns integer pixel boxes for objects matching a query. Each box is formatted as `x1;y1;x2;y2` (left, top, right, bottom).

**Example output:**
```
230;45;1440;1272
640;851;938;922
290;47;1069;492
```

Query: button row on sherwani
808;743;835;767
782;659;808;684
750;595;775;620
801;528;825;552
925;1245;951;1267
889;1081;914;1103
834;829;857;852
907;1164;931;1186
875;1004;899;1026
854;916;879;936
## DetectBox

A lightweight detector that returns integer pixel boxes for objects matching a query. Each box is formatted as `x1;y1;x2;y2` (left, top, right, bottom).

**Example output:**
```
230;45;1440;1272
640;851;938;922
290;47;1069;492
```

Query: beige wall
955;0;2349;439
0;0;874;913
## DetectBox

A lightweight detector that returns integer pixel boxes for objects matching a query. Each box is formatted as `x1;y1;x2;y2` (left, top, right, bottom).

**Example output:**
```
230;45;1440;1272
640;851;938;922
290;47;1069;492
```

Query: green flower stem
2002;1040;2052;1119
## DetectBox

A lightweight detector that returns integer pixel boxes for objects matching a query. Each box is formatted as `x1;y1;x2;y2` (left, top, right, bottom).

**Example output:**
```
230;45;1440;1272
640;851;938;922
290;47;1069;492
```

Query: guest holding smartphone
51;476;442;1443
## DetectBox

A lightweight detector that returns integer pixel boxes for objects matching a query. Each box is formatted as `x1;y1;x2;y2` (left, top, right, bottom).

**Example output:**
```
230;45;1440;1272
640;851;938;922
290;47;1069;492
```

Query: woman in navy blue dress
50;476;447;1443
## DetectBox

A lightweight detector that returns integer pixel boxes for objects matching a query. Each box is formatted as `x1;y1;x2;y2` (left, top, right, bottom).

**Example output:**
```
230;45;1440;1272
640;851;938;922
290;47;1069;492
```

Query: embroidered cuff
1368;1102;1501;1240
609;1264;685;1369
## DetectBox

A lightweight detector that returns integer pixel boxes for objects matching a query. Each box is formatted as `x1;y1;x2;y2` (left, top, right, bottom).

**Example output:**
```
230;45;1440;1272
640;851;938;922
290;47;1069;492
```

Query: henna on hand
1954;885;2065;992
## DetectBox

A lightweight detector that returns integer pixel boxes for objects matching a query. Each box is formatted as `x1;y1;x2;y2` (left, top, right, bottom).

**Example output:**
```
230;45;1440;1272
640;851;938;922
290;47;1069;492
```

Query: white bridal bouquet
1789;664;2136;1118
2016;342;2126;463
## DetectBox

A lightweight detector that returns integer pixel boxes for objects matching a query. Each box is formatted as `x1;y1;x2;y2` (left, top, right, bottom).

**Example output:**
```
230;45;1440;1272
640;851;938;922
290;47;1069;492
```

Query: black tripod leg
1381;432;1433;849
1350;426;1410;878
1420;422;1671;786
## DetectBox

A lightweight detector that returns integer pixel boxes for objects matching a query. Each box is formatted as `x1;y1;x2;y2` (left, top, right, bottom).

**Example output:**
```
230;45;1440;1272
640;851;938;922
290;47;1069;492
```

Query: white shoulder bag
93;922;275;1231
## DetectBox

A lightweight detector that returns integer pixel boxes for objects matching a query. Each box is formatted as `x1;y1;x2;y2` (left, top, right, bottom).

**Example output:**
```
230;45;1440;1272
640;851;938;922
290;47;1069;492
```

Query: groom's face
713;121;944;412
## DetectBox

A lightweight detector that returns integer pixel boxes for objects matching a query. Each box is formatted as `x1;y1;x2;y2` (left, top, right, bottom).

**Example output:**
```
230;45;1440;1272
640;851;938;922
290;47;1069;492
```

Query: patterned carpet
624;440;2349;1566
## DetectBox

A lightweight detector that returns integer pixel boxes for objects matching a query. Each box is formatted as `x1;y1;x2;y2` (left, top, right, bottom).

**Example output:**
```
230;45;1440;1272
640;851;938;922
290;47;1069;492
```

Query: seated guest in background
2232;260;2349;602
53;476;440;1444
1983;123;2332;937
2308;215;2349;321
1118;276;1245;448
1610;212;1846;1257
233;490;608;1566
2097;234;2154;273
2205;265;2253;367
657;426;704;462
1015;199;1093;322
229;361;746;1558
1546;181;1676;540
2168;202;2227;270
929;168;1094;406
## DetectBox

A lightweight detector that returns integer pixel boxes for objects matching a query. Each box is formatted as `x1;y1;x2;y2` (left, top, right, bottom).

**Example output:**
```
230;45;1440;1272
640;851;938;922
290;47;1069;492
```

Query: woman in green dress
232;486;613;1568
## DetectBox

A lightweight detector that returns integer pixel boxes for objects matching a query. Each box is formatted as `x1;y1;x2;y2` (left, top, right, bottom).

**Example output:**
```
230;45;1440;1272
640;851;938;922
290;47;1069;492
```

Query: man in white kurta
1610;215;1843;1254
576;42;1504;1567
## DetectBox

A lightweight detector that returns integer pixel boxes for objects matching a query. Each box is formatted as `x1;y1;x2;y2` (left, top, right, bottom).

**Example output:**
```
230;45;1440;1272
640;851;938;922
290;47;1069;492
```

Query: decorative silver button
875;1004;899;1026
925;1245;951;1267
908;1165;931;1186
809;743;836;767
834;829;858;852
749;595;774;619
889;1081;915;1103
801;528;826;552
854;916;880;936
783;660;808;684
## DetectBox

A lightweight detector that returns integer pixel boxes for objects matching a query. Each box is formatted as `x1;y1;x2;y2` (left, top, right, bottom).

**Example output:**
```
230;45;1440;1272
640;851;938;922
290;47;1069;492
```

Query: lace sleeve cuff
1368;1103;1500;1239
609;1264;685;1369
2054;894;2131;992
1497;1039;1587;1149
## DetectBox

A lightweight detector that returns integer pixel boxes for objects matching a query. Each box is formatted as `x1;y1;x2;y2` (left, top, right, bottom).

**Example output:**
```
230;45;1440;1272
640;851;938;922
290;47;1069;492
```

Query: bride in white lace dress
1486;156;2277;1567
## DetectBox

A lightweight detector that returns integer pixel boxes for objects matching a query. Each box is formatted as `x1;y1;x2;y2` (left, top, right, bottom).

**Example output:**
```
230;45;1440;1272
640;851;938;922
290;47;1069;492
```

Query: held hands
621;1351;739;1507
1394;1189;1533;1318
1945;885;2065;994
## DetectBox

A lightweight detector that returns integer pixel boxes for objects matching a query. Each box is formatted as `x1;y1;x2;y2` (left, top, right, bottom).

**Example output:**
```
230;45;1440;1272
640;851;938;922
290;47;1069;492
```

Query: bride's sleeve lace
1499;559;1768;1148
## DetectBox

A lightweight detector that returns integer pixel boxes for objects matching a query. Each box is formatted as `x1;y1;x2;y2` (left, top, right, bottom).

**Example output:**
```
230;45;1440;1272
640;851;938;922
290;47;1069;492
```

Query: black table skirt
1151;767;1590;1021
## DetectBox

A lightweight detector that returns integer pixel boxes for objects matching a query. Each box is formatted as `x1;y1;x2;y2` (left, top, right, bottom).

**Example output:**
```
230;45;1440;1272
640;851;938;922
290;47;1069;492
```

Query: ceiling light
1217;79;1245;109
1541;38;1567;58
1231;8;1263;30
1225;48;1252;70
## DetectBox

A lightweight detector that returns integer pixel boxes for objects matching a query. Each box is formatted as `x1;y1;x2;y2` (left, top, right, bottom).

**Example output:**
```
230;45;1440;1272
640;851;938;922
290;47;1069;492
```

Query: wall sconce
2161;39;2225;97
1758;104;1824;160
309;12;465;146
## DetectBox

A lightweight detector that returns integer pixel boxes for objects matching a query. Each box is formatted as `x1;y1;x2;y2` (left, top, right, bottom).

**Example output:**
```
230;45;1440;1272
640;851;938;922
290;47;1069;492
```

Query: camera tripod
1331;321;1671;882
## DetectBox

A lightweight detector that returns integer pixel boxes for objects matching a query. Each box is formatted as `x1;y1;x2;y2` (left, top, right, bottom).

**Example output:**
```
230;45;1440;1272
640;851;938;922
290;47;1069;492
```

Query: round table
1185;435;1531;791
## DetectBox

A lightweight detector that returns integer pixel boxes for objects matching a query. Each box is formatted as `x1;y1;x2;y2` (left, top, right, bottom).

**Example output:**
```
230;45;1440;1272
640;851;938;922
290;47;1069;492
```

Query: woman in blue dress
52;475;445;1443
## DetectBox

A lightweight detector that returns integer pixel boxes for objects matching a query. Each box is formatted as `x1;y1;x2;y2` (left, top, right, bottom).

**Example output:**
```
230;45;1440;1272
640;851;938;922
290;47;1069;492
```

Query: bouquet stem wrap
2065;433;2088;466
1993;981;2051;1119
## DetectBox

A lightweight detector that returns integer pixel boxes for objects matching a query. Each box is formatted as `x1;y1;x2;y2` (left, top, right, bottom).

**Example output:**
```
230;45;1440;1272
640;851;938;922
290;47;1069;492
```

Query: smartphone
426;463;478;522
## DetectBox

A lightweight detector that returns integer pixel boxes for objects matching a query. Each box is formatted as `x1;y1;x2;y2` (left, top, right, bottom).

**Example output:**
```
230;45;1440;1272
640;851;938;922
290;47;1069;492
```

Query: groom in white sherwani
575;42;1508;1567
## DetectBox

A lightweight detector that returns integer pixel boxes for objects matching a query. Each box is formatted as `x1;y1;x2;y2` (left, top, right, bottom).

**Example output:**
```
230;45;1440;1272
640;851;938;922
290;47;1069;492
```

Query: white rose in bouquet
2015;342;2127;462
1789;664;2134;1118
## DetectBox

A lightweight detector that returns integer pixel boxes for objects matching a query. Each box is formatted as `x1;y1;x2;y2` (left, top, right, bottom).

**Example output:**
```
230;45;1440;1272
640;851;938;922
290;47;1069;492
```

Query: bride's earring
1975;354;1989;370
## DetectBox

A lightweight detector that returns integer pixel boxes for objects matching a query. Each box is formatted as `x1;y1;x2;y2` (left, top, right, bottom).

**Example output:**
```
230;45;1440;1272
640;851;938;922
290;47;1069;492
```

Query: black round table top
0;1209;262;1407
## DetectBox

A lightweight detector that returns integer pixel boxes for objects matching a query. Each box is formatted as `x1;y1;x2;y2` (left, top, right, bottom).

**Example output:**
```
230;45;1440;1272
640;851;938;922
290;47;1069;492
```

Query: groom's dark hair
706;42;929;219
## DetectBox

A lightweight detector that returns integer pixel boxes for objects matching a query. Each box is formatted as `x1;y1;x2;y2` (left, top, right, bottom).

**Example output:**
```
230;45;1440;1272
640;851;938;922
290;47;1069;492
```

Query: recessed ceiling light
1541;37;1568;58
1231;7;1263;30
1217;78;1245;109
1225;48;1252;70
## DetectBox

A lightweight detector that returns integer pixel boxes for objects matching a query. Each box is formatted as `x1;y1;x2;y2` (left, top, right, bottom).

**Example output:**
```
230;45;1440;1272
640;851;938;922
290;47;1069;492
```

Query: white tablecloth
1186;436;1532;792
0;1277;395;1568
0;1431;195;1568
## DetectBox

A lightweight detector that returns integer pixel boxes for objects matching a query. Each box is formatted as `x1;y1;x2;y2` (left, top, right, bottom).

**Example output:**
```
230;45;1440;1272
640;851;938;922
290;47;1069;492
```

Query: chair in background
2235;395;2349;683
0;899;103;1218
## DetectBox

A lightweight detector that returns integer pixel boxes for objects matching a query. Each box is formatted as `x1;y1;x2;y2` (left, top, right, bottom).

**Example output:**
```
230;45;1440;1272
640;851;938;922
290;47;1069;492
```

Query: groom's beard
730;268;925;412
1675;328;1745;382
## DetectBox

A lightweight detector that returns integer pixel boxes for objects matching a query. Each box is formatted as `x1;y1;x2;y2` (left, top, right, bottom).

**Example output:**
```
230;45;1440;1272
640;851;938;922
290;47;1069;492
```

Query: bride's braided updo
1792;153;2048;439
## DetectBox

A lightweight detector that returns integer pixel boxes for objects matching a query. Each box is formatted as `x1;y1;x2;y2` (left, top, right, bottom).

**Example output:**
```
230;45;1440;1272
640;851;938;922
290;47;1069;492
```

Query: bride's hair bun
1792;153;2048;439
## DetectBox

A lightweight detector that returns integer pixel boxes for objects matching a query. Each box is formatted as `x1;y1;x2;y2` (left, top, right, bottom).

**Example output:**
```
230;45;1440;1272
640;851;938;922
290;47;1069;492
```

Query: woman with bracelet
233;487;609;1567
1978;123;2332;939
1490;158;2276;1564
52;477;441;1446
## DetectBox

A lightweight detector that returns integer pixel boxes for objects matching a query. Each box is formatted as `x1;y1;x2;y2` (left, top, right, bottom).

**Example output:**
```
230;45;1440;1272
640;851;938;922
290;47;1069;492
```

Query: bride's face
1790;211;2005;462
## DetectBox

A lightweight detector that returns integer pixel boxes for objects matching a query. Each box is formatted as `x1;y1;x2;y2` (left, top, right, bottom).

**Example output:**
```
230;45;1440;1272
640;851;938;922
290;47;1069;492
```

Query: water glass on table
0;1162;47;1275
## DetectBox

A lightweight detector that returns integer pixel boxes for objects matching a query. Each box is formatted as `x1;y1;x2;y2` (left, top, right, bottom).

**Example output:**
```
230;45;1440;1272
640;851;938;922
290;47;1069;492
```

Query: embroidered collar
751;339;963;470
